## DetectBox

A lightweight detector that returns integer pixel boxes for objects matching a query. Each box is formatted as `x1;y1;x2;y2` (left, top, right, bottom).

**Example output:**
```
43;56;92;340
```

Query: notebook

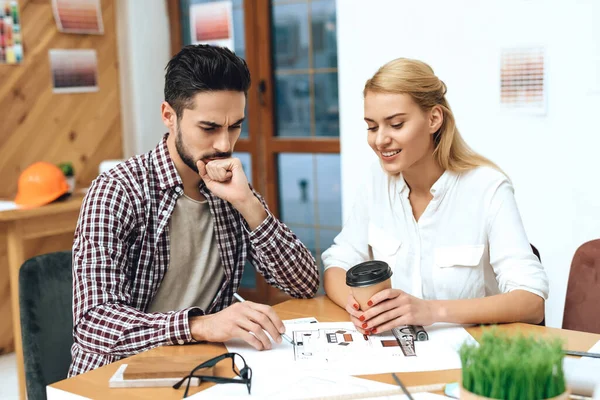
109;355;215;388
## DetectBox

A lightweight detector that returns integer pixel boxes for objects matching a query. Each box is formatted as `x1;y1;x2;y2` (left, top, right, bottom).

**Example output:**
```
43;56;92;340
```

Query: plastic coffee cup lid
346;260;393;287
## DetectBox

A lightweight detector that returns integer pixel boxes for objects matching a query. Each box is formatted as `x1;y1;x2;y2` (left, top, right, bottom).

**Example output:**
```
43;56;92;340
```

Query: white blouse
322;163;549;301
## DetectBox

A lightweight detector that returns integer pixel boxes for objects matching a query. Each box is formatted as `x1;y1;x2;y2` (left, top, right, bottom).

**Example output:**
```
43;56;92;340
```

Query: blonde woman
322;58;548;335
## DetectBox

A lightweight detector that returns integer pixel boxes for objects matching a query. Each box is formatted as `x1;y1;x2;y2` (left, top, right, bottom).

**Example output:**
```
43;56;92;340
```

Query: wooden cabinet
0;195;83;399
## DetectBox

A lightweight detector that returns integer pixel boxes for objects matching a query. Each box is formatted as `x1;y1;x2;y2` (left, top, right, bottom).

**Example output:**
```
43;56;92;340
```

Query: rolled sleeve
487;182;549;300
244;210;279;249
165;308;200;345
508;285;547;300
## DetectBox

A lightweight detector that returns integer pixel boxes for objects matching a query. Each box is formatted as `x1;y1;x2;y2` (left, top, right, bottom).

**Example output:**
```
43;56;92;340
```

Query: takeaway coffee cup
346;260;393;311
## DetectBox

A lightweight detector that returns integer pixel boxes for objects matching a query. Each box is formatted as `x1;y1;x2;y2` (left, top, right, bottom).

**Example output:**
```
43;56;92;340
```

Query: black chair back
19;251;73;400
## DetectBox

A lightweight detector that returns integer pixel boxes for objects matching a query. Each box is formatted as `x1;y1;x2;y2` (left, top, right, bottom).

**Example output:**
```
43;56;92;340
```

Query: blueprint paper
225;321;475;376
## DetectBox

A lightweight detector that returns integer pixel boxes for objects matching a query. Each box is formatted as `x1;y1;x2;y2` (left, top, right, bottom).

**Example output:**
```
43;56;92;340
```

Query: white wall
116;0;171;157
336;0;600;327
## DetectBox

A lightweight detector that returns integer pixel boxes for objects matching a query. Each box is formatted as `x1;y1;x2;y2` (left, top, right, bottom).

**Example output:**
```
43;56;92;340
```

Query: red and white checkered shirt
68;134;319;376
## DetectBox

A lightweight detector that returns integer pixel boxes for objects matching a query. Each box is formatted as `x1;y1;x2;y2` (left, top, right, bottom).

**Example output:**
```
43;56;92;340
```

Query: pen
564;350;600;359
301;383;447;400
392;373;414;400
233;292;295;345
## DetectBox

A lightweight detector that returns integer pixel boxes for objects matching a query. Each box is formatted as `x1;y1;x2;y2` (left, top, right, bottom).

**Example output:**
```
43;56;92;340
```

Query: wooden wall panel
0;0;123;199
0;0;123;356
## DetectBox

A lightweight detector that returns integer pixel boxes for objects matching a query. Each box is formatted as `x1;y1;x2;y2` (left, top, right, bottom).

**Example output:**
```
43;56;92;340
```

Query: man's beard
175;124;233;174
175;124;200;173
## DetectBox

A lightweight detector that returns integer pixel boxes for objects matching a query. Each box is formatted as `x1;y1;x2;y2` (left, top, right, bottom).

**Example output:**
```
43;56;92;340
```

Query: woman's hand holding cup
345;260;393;334
357;289;437;334
345;260;437;334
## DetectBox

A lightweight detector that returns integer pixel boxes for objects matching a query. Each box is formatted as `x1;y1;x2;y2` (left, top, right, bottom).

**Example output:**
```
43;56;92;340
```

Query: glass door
263;0;341;303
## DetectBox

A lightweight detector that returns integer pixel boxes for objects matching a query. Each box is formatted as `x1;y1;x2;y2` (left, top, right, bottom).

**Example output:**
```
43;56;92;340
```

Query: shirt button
178;340;184;345
175;187;182;193
162;211;168;216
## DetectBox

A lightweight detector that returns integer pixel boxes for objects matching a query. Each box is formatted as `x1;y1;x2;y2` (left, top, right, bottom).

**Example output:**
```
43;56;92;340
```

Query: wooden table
0;194;84;400
48;296;600;399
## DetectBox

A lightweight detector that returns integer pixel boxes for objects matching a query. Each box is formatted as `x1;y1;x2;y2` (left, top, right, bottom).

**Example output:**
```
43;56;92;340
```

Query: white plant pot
66;176;75;193
460;386;570;400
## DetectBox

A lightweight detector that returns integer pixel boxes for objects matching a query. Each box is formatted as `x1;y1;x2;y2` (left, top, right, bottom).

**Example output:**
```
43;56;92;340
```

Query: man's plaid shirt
69;134;319;376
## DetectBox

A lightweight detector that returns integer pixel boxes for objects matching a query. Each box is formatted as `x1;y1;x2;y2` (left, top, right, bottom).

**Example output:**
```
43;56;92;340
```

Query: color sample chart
500;47;546;114
52;0;103;34
49;49;99;93
0;0;23;64
190;1;234;49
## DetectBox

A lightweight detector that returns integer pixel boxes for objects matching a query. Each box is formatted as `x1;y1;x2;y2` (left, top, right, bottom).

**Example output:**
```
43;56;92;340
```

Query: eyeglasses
172;352;252;398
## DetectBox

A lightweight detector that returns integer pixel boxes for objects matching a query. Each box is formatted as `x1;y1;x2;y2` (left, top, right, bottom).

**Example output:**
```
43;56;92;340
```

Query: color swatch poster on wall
52;0;104;35
500;47;546;115
190;1;234;50
49;49;99;94
0;1;23;64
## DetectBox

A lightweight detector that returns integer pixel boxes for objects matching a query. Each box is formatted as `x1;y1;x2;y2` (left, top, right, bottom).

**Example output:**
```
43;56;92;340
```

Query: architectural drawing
293;327;410;364
226;321;472;376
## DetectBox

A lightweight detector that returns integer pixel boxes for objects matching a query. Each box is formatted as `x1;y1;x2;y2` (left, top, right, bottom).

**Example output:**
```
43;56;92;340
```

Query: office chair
19;251;73;400
562;240;600;334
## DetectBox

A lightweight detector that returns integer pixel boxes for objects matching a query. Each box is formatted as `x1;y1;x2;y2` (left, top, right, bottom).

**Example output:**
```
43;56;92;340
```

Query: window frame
166;0;340;305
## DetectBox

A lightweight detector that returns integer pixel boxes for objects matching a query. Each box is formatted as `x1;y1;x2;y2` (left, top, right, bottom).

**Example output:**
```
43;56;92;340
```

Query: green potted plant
58;162;75;194
459;328;569;400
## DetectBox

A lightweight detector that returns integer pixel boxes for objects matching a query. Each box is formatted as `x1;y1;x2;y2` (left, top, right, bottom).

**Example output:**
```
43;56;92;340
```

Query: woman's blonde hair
364;58;499;173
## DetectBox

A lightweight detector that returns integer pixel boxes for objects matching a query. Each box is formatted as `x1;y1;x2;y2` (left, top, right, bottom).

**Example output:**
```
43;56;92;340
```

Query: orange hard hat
15;162;69;208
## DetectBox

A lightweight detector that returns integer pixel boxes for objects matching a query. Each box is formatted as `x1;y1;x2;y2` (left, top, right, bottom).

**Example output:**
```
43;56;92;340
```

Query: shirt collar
397;169;458;200
395;174;409;195
430;170;458;200
152;133;183;191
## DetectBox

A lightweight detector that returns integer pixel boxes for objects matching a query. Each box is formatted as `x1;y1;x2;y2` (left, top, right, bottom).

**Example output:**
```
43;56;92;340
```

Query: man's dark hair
164;45;251;119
